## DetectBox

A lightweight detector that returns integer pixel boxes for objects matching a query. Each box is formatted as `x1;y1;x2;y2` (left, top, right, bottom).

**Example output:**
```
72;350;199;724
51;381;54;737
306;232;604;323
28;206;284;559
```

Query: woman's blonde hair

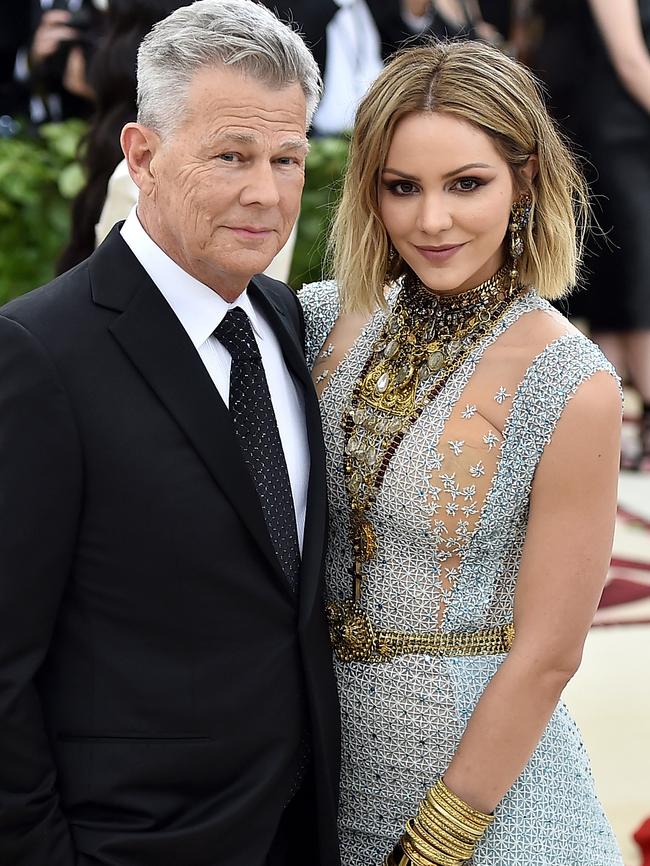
331;40;589;313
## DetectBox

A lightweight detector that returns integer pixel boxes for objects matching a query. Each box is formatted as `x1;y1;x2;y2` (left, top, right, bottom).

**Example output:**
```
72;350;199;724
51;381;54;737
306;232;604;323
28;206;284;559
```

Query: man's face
140;65;308;298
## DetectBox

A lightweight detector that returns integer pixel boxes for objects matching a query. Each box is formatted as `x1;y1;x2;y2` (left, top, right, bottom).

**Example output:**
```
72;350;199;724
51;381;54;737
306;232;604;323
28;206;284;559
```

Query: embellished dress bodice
300;279;623;866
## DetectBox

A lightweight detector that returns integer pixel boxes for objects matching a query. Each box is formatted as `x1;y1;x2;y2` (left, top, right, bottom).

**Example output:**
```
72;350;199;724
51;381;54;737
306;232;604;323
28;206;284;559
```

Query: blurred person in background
57;0;193;272
23;0;105;123
395;0;505;44
306;0;508;139
0;3;31;119
306;0;384;137
580;0;650;469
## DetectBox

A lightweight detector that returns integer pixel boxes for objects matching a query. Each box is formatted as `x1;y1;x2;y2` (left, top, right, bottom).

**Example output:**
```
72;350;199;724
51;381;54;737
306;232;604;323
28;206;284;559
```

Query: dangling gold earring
508;194;532;290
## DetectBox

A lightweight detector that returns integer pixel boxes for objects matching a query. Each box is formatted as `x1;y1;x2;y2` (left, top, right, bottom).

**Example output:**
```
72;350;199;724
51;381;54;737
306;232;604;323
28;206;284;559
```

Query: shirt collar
120;207;264;350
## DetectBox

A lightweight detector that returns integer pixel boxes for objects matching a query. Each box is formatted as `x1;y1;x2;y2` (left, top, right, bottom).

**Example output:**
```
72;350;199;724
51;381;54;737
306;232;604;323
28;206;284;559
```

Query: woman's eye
453;177;483;192
387;181;418;196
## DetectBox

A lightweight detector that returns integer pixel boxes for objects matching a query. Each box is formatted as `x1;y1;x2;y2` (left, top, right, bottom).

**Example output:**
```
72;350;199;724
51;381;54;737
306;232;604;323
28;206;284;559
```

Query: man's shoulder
252;272;302;330
1;260;91;332
253;272;298;307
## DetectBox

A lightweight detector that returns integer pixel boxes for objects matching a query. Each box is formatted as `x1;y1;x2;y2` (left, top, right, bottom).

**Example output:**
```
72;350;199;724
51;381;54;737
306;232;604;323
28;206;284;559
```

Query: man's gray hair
137;0;322;137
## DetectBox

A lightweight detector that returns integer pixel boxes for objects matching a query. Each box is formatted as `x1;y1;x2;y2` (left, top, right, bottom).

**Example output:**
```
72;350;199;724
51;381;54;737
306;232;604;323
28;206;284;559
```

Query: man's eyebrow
382;162;494;181
209;132;309;152
280;138;310;153
210;131;257;145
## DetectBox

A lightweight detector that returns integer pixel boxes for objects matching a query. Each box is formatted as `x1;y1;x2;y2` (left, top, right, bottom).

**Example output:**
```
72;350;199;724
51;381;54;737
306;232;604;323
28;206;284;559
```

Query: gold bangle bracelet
401;833;463;866
417;797;479;842
410;815;476;860
405;819;472;865
423;793;486;840
435;780;494;826
426;785;491;833
417;810;477;850
383;841;412;866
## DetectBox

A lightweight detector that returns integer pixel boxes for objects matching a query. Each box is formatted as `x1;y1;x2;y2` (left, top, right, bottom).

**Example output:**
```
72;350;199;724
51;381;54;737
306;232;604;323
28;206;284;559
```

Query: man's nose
240;161;281;208
416;193;454;236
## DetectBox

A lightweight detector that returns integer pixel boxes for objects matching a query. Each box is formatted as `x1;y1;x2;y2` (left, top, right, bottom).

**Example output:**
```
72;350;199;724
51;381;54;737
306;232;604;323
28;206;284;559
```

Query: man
0;2;340;864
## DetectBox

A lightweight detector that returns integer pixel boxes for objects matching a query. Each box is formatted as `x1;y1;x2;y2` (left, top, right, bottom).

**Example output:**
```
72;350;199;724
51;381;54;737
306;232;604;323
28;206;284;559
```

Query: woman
300;40;623;866
581;0;650;468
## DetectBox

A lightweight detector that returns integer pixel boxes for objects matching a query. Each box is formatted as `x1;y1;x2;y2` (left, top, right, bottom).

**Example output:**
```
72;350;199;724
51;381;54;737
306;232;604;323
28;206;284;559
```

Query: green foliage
0;120;87;305
289;136;349;289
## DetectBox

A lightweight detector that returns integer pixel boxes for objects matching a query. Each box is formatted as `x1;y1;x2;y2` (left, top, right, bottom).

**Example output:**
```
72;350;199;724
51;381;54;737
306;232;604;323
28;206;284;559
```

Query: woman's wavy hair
57;0;193;273
331;39;590;313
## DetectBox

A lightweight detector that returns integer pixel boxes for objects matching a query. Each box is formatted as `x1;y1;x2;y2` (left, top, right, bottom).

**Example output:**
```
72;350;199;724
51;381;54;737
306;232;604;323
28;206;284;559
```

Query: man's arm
0;314;82;865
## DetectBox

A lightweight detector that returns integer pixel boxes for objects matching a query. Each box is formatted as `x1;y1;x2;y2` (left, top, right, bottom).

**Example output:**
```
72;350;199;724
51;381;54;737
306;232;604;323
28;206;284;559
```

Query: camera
36;4;102;93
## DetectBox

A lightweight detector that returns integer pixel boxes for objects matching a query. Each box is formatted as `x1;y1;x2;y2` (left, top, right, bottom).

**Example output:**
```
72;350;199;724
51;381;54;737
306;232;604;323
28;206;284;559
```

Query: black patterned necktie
215;308;300;587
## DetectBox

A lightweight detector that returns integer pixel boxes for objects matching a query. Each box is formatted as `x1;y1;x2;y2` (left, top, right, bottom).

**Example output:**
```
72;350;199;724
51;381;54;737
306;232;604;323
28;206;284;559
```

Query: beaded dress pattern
301;279;623;866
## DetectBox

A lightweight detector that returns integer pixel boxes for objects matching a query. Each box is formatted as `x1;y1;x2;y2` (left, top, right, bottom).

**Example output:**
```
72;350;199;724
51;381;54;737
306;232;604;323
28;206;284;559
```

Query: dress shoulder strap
298;280;341;368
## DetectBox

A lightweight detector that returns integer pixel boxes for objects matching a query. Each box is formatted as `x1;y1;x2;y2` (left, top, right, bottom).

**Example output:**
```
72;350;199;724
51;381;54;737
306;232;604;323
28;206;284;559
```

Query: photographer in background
25;0;105;122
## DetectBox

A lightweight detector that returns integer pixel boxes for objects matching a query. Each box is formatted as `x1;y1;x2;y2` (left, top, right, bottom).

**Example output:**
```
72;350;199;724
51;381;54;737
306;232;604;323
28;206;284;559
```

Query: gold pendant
358;360;419;416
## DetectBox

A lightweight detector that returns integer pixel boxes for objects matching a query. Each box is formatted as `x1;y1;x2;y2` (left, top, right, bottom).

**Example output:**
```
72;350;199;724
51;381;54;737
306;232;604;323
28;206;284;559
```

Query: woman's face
379;111;520;296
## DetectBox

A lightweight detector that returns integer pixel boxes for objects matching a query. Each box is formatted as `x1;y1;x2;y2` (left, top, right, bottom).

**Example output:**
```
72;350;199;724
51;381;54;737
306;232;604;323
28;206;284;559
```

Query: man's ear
121;123;161;197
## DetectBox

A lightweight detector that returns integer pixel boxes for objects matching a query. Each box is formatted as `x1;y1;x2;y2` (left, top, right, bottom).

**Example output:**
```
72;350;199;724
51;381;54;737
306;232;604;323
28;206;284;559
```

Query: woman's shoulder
299;279;340;315
298;279;341;367
505;308;622;441
504;295;618;385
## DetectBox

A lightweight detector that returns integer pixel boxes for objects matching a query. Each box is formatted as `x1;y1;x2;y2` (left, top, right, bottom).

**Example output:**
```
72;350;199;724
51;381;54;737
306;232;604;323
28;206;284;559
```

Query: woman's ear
521;154;539;185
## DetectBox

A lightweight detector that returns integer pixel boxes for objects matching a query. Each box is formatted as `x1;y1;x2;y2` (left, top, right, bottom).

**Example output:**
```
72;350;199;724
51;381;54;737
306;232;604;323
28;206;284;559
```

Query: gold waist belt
327;601;515;663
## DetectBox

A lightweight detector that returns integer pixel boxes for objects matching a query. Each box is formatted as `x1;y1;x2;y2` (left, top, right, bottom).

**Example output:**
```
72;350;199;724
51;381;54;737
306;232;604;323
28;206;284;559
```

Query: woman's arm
442;370;621;814
587;0;650;114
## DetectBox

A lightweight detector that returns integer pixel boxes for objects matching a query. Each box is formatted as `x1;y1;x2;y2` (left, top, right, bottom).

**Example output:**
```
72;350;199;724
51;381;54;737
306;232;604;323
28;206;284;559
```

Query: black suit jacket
0;227;341;866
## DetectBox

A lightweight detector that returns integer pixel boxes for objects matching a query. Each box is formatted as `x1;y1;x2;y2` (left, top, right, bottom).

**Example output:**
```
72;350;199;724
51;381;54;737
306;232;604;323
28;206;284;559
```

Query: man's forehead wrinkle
204;124;308;150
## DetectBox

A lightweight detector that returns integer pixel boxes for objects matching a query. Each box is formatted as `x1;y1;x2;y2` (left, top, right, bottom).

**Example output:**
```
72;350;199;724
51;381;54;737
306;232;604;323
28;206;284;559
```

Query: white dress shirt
120;208;310;550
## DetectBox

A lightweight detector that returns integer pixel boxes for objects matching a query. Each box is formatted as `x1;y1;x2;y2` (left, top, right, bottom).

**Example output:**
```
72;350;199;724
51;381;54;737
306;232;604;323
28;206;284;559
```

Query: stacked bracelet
384;779;494;866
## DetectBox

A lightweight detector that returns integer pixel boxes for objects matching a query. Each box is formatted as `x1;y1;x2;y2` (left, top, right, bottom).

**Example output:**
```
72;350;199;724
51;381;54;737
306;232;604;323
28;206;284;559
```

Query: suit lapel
90;229;292;597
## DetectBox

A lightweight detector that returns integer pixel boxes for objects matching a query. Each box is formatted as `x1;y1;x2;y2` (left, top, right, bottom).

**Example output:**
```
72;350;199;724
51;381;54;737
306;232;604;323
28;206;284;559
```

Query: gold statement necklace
328;264;525;662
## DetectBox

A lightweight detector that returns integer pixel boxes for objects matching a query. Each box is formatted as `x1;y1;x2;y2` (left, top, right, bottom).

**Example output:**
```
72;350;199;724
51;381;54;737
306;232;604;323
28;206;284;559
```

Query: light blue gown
301;279;623;866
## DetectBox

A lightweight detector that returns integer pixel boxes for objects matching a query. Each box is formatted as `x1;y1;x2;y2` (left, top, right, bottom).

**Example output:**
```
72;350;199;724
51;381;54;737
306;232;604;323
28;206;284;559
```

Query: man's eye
217;153;239;162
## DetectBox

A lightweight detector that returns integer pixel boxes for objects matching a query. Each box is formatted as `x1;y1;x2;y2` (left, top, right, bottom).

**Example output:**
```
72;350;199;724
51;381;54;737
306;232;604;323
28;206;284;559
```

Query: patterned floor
563;468;650;866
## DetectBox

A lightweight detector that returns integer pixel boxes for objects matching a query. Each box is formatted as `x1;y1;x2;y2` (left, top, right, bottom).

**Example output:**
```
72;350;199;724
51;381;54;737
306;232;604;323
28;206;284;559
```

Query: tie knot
214;308;261;363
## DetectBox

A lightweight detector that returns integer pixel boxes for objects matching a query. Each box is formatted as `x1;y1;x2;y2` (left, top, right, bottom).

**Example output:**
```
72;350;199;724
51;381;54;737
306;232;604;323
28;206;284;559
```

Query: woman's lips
414;242;466;263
